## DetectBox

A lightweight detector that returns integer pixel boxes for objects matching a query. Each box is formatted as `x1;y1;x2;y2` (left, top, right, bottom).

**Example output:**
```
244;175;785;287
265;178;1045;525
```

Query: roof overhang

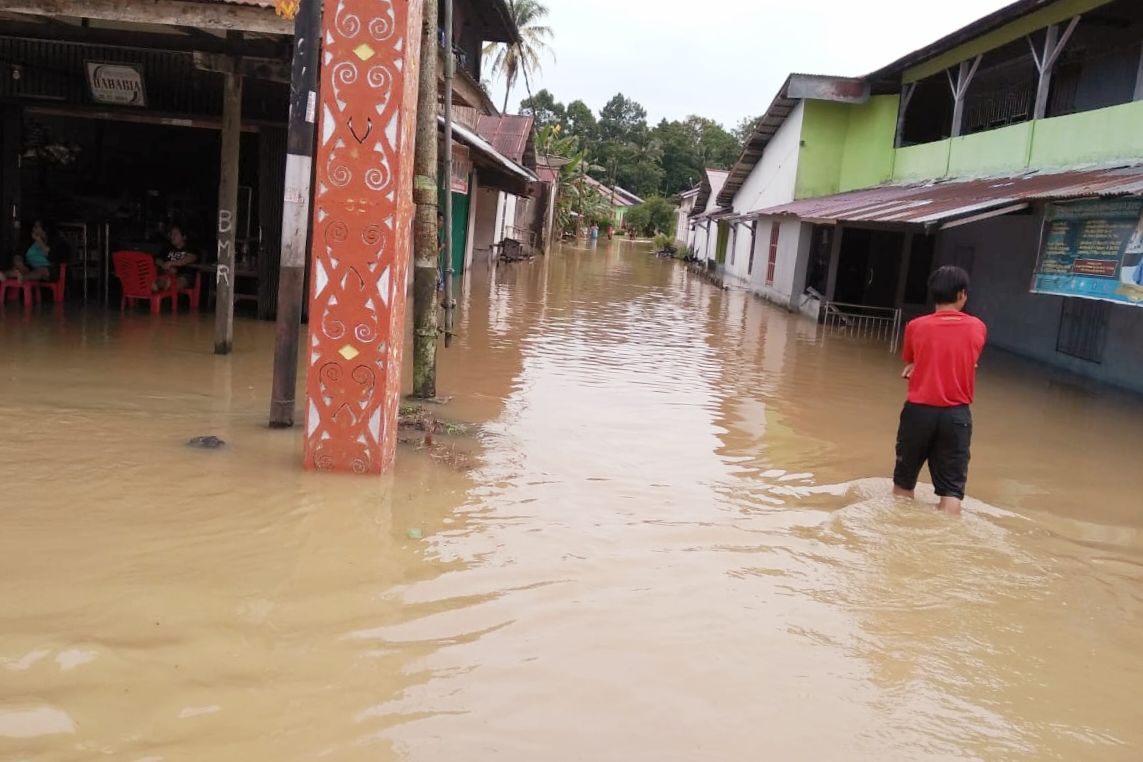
716;74;867;208
444;115;538;196
747;165;1143;230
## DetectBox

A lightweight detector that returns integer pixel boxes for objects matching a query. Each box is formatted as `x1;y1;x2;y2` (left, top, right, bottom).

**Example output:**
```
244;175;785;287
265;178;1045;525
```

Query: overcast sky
495;0;1015;128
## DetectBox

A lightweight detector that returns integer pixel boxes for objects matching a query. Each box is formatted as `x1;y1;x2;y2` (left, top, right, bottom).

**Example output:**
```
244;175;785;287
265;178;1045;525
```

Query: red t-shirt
902;311;987;407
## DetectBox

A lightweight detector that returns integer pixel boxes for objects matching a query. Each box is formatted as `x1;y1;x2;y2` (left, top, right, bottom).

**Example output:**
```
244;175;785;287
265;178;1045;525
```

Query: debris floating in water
406;528;424;540
187;436;226;450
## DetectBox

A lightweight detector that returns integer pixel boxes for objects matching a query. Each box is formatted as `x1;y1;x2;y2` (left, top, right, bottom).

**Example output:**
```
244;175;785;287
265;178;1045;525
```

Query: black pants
893;403;972;500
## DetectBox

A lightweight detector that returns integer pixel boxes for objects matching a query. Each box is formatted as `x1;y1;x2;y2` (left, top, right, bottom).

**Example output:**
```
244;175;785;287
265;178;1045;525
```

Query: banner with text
1033;198;1143;306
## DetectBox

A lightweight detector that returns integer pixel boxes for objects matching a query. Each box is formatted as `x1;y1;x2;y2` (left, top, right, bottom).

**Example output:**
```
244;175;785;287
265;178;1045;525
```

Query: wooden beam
193;51;290;83
894;81;916;148
214;70;242;355
946;55;982;138
1029;17;1081;120
1134;36;1143;101
0;19;287;57
4;0;291;35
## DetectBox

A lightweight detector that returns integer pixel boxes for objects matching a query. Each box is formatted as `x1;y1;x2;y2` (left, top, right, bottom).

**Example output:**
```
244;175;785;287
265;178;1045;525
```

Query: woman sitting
1;220;57;283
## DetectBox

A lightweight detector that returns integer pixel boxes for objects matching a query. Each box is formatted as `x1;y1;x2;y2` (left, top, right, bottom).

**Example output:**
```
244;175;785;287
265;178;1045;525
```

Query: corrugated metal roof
693;169;729;216
751;165;1143;227
476;114;535;165
443;115;538;183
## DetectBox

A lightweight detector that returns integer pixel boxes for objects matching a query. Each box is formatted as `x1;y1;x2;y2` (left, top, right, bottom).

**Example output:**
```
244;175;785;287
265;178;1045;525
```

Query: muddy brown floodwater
2;239;1143;761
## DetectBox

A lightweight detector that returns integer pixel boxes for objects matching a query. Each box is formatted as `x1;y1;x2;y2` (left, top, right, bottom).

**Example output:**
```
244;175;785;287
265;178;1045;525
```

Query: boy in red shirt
892;266;987;515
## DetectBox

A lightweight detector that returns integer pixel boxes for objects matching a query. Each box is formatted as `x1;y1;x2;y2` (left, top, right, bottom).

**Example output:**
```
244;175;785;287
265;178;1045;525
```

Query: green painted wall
1030;100;1143;166
892;100;1143;182
838;95;899;192
905;0;1113;82
438;187;469;275
795;100;849;200
946;121;1035;177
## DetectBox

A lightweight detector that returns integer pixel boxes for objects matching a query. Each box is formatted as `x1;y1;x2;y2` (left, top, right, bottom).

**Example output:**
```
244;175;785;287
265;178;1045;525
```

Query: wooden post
1136;44;1143;102
894;82;916;148
1029;18;1080;119
269;0;321;427
825;225;843;302
214;69;242;355
895;231;914;309
441;0;456;347
411;0;440;400
304;0;423;474
946;56;981;138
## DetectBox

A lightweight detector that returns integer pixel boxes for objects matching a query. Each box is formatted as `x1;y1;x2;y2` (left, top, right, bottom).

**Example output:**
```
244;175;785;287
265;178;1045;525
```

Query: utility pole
442;0;456;347
269;0;321;428
411;0;440;399
213;62;242;355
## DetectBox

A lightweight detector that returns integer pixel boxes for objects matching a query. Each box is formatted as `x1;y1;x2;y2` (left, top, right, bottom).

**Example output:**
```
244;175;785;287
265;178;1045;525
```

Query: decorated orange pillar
304;0;423;474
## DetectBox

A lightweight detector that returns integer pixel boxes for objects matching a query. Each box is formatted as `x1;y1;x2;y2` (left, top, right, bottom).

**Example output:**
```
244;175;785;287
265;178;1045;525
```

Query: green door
438;187;470;276
715;221;730;265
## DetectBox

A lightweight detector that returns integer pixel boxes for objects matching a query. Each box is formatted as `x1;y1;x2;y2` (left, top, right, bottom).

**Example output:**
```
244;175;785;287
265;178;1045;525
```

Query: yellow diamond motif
353;43;376;61
339;344;360;361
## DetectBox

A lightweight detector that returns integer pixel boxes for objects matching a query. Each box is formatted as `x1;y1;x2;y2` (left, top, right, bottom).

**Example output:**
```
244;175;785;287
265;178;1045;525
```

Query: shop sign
86;62;147;107
450;144;471;194
1033;198;1143;306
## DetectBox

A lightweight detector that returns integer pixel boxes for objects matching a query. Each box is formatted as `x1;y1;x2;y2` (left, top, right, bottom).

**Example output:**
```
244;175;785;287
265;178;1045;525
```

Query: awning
750;165;1143;229
441;115;538;195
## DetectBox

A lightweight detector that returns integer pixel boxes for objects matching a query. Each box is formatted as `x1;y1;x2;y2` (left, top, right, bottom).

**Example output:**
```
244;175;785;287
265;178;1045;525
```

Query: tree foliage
625;197;676;237
526;89;753;199
483;0;554;114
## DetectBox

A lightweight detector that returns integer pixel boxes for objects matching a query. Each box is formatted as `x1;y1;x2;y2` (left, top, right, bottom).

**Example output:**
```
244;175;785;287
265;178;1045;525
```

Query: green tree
483;0;554;114
564;99;597;143
597;93;648;144
733;114;762;147
625;196;677;236
651;118;703;196
520;88;565;129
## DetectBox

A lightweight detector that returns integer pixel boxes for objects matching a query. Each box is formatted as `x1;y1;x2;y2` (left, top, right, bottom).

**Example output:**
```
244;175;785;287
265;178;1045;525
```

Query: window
1057;298;1110;363
765;222;780;287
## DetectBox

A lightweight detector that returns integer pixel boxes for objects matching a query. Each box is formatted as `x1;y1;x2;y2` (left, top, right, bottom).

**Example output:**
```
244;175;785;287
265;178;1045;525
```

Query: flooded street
3;240;1143;761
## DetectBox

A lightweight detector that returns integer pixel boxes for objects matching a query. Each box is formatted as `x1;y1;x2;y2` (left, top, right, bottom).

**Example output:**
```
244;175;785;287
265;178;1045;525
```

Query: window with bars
765;222;780;286
1057;298;1110;364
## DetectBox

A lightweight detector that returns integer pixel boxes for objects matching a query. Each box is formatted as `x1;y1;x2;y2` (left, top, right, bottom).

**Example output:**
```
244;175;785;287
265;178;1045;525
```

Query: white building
674;188;699;248
686;169;729;263
714;74;871;317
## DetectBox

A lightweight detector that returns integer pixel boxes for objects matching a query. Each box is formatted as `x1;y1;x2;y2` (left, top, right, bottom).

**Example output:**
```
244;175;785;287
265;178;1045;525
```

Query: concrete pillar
304;0;424;474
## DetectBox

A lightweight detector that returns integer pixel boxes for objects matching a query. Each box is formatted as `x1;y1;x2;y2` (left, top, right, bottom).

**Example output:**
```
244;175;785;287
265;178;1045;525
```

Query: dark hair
928;265;970;305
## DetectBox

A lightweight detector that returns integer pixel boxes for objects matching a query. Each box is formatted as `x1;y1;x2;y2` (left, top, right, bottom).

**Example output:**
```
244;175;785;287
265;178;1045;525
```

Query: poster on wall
450;144;471;194
1032;198;1143;306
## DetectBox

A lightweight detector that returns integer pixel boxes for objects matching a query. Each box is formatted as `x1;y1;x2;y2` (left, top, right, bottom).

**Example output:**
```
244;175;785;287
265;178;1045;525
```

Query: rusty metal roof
476;114;535;166
751;165;1143;228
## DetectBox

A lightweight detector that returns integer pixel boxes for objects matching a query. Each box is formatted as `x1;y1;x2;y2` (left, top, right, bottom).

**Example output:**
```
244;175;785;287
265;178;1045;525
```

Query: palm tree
483;0;553;114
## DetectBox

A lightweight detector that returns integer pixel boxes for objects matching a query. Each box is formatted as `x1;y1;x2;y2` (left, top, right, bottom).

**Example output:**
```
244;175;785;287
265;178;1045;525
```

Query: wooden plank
0;18;287;56
5;0;291;35
214;70;242;355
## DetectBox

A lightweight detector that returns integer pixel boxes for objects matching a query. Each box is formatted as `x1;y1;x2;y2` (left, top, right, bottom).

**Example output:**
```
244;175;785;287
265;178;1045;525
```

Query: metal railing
821;300;903;353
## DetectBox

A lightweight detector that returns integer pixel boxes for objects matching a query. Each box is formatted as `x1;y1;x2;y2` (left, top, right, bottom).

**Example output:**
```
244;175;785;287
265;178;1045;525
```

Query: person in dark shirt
156;225;197;291
892;266;987;516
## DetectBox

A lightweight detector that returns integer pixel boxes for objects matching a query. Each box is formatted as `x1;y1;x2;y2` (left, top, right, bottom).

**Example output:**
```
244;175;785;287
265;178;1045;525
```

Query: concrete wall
893;100;1143;182
936;214;1143;394
722;103;806;289
472;184;502;260
676;195;696;247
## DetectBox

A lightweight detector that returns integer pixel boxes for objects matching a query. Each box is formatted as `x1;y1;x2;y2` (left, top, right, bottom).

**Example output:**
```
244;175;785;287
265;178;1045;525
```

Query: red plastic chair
176;270;202;311
113;251;174;314
31;264;67;304
0;276;33;306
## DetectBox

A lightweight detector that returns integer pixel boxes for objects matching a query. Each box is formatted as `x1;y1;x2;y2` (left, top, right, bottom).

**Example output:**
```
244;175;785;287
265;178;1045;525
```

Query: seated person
2;220;58;283
155;224;198;291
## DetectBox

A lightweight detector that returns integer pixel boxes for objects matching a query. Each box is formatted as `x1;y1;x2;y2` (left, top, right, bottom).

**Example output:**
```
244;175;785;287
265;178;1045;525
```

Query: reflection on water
2;239;1142;760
